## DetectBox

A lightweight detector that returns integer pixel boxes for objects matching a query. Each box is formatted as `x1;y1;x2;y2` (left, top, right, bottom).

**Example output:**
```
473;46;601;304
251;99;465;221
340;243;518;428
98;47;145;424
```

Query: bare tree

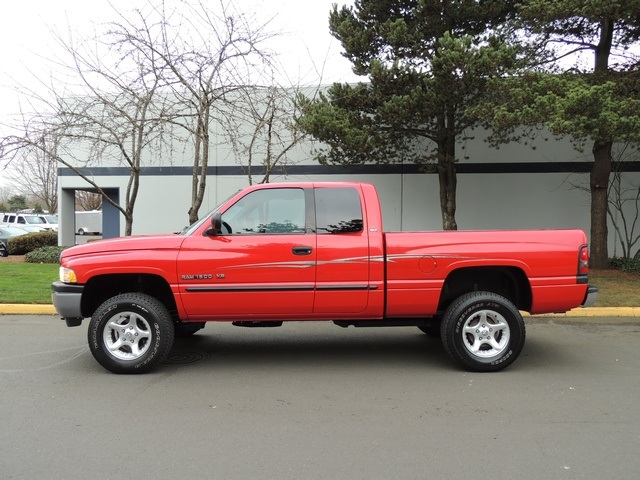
6;133;59;213
117;0;276;224
607;145;640;259
225;84;310;185
0;13;170;235
75;191;102;211
2;0;302;231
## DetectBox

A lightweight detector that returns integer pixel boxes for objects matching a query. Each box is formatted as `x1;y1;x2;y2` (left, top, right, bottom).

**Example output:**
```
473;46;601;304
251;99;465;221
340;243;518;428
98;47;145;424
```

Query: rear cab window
315;187;363;234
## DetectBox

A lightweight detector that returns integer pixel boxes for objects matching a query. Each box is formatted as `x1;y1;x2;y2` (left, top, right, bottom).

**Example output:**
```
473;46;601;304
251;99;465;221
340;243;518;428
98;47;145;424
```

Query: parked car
38;214;59;232
13;225;47;233
2;213;50;230
0;225;30;257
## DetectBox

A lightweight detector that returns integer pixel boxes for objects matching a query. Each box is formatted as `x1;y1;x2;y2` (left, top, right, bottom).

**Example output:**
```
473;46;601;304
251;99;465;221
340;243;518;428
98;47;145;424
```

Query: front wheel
441;292;525;372
88;293;175;374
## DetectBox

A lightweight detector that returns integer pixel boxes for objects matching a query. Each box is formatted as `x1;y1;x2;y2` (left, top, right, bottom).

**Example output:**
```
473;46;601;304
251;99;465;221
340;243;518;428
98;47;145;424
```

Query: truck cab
177;183;383;319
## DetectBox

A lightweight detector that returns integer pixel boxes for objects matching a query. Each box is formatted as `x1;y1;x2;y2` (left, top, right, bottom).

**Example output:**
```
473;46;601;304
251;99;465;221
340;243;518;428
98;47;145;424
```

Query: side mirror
209;212;222;236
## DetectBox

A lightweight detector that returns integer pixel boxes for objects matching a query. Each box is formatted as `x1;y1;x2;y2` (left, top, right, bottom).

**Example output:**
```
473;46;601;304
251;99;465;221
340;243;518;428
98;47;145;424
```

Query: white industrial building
56;119;640;256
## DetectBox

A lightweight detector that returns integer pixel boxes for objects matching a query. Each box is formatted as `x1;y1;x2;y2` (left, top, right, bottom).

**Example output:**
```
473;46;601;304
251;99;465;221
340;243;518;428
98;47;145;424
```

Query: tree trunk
188;102;211;225
437;114;458;230
590;140;612;269
587;19;614;269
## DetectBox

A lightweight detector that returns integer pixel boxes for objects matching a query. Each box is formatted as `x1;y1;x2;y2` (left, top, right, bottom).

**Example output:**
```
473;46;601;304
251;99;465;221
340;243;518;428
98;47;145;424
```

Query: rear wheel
88;293;174;374
441;291;525;372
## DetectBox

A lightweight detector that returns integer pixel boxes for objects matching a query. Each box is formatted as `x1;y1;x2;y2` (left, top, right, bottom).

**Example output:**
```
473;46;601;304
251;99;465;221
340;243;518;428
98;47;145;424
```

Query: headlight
59;267;78;284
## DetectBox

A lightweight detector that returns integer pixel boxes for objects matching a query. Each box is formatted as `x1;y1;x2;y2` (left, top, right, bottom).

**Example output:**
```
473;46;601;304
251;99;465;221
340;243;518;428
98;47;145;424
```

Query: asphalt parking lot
1;315;639;479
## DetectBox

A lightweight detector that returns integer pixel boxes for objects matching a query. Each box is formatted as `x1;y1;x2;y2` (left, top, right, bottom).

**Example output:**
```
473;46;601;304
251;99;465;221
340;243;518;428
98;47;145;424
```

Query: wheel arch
80;273;178;320
438;266;532;313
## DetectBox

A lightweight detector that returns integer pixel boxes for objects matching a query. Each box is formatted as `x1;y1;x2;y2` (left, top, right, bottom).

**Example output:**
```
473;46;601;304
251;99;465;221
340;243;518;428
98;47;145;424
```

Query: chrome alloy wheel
103;312;152;361
461;310;510;359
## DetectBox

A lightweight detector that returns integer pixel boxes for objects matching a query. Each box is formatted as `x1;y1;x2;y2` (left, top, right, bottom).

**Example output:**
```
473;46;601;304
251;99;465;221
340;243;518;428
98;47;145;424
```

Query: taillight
578;245;589;275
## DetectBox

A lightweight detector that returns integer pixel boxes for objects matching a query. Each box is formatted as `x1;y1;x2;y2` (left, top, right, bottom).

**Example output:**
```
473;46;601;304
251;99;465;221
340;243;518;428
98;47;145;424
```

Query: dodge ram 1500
52;182;597;373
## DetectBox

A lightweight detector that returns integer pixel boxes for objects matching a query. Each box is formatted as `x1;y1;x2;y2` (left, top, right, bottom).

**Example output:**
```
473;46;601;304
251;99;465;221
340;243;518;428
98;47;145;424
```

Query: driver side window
222;188;306;234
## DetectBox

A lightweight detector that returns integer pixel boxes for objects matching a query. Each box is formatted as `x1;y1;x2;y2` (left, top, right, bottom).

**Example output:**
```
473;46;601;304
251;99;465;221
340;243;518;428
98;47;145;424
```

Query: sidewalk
1;304;638;317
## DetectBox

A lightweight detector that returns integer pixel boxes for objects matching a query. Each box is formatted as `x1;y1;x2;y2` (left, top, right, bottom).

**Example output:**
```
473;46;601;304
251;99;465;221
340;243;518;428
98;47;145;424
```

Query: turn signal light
60;267;78;284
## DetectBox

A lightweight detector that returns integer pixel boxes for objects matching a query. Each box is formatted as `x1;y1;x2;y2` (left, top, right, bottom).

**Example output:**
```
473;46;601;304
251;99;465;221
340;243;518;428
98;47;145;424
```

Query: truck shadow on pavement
162;327;453;372
64;325;592;375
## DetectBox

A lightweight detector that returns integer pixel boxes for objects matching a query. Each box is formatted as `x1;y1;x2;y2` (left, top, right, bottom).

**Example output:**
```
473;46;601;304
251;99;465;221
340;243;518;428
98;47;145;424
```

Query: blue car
0;226;29;257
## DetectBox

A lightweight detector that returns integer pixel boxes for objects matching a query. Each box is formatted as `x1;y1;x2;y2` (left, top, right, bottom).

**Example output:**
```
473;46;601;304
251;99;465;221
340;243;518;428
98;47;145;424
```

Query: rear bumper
581;285;598;308
51;282;84;327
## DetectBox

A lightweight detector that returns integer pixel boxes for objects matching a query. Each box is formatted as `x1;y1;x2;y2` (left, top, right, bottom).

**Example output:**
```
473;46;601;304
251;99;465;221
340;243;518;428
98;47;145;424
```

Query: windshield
180;192;238;236
23;215;46;224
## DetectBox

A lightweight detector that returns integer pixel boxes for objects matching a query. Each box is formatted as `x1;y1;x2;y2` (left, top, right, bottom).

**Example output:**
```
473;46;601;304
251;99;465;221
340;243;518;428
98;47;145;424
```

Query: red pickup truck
52;181;597;374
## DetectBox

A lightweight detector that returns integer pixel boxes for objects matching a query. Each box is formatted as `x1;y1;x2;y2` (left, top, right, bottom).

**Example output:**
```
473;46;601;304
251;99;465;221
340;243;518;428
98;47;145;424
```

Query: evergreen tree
476;0;640;268
8;195;28;211
298;0;523;230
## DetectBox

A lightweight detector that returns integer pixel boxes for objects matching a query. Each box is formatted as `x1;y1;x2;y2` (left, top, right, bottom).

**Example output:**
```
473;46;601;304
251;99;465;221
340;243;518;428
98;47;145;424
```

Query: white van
38;214;59;232
2;213;52;230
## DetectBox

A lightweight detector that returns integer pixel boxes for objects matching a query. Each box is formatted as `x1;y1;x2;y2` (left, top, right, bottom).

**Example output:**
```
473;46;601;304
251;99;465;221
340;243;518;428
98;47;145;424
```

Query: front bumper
51;281;84;327
581;285;598;308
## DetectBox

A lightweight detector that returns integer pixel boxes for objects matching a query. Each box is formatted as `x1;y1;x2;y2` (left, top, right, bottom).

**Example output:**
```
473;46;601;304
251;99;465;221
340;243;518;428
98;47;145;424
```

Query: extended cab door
177;187;316;319
313;186;370;314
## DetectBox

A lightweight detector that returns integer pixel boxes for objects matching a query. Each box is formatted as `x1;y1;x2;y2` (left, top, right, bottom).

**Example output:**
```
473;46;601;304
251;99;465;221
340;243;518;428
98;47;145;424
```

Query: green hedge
609;257;640;274
25;245;68;264
7;231;58;255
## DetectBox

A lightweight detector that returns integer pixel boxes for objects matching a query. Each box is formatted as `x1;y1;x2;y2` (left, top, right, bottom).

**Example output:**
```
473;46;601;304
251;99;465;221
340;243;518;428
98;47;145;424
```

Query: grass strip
0;262;638;307
0;263;59;304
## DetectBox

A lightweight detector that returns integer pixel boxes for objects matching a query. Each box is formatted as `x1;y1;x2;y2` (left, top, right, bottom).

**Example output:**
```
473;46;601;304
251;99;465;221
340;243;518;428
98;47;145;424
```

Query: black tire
440;291;525;372
88;293;175;374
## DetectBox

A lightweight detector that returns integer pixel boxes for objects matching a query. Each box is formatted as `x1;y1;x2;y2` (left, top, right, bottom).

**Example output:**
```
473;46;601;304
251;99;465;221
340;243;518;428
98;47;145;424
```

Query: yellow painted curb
524;307;640;317
0;304;57;315
566;307;639;317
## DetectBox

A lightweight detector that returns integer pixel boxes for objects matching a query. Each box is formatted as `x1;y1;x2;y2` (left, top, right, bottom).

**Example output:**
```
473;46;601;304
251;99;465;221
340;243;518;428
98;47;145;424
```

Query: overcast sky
0;0;360;187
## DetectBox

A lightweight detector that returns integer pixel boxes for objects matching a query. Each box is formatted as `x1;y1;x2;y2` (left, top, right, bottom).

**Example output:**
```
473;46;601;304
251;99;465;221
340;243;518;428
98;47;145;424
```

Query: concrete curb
0;304;638;317
0;305;58;315
524;307;640;318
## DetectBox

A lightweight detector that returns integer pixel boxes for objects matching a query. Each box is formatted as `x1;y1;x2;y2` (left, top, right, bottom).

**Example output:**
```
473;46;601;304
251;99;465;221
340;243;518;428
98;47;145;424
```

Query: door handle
292;246;313;256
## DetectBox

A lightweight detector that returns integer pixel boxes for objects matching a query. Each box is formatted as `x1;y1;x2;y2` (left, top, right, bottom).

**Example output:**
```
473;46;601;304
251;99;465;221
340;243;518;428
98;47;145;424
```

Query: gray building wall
57;124;639;256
